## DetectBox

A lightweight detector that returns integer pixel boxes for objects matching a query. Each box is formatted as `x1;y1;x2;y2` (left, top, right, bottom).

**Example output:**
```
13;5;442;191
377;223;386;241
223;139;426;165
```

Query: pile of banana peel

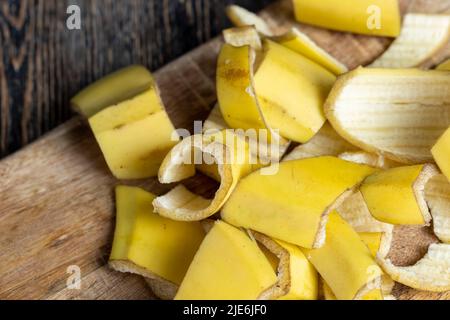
71;0;450;300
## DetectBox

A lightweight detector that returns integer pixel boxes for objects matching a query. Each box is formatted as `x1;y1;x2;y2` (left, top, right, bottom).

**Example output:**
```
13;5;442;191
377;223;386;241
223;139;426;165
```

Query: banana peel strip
377;243;450;292
325;67;450;164
283;122;358;161
223;26;262;50
153;134;242;221
370;14;450;68
425;174;450;243
339;151;401;169
225;5;273;36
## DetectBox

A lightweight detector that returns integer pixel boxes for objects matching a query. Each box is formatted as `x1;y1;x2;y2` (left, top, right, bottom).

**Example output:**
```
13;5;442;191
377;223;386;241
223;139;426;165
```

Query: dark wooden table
0;0;273;158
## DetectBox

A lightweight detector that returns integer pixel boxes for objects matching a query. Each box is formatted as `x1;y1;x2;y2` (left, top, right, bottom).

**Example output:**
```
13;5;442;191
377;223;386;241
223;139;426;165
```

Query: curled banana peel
377;243;450;292
71;65;153;118
322;279;395;300
302;212;384;300
274;28;348;75
251;232;319;300
109;186;205;300
223;26;262;50
283;122;358;161
360;164;439;225
369;14;450;68
203;104;227;133
437;59;450;71
425;174;450;243
339;151;401;169
254;40;335;143
87;79;179;179
175;220;277;300
325;67;450;164
432;127;450;181
225;5;273;36
153;130;261;221
222;156;377;248
292;0;401;37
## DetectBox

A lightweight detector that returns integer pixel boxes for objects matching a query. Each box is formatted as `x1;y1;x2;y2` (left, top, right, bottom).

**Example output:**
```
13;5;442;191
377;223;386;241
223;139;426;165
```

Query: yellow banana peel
175;220;277;300
223;26;262;50
222;156;377;248
325;67;450;164
431;127;450;181
225;5;273;36
88;87;178;179
425;174;450;243
292;0;401;37
302;212;384;300
360;164;438;225
370;14;450;68
275;28;348;75
109;186;205;299
339;151;401;169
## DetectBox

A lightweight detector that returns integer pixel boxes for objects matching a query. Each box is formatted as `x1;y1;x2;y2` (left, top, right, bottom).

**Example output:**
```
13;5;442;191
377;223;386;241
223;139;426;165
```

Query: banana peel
222;156;377;248
252;232;319;300
432;127;450;181
174;220;277;300
153;131;261;221
292;0;401;37
437;59;450;71
360;164;438;225
109;186;205;300
425;174;450;243
225;5;273;36
274;28;348;75
325;67;450;164
370;14;450;68
223;26;262;50
339;151;401;169
283;122;358;161
302;212;384;300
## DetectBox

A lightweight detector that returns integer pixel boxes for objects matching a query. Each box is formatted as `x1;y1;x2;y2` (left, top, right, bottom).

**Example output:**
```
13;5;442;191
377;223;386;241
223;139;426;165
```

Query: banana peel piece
425;174;450;243
154;131;260;221
175;221;277;300
252;232;319;300
432;127;450;181
223;26;262;50
302;212;384;300
255;40;336;143
293;0;401;37
225;5;273;36
378;243;450;292
325;67;450;164
283;122;358;161
437;59;450;71
222;156;377;248
339;151;401;169
370;14;450;68
360;164;439;225
275;28;348;75
109;186;205;300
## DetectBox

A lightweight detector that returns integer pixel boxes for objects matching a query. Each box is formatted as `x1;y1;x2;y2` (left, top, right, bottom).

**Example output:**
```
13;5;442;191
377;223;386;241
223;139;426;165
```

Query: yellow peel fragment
252;232;318;300
339;151;401;169
432;127;450;181
425;174;450;243
109;186;205;299
370;14;450;68
378;243;450;292
293;0;401;37
360;164;438;225
225;5;273;36
302;212;384;300
175;221;277;300
222;156;377;248
283;122;357;161
325;67;450;164
275;28;348;75
437;59;450;71
223;26;262;50
255;40;335;143
153;131;259;221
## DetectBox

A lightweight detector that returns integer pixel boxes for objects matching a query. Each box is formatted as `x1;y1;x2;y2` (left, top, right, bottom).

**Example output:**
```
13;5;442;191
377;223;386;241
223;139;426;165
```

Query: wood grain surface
0;0;273;158
0;0;449;300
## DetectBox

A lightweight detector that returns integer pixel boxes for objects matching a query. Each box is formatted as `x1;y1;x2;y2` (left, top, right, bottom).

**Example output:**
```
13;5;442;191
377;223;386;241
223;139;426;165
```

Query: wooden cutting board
0;0;449;300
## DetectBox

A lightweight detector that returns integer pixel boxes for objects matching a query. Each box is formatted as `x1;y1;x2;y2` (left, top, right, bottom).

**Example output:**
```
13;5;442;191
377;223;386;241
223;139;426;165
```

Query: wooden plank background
0;0;449;300
0;0;273;158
